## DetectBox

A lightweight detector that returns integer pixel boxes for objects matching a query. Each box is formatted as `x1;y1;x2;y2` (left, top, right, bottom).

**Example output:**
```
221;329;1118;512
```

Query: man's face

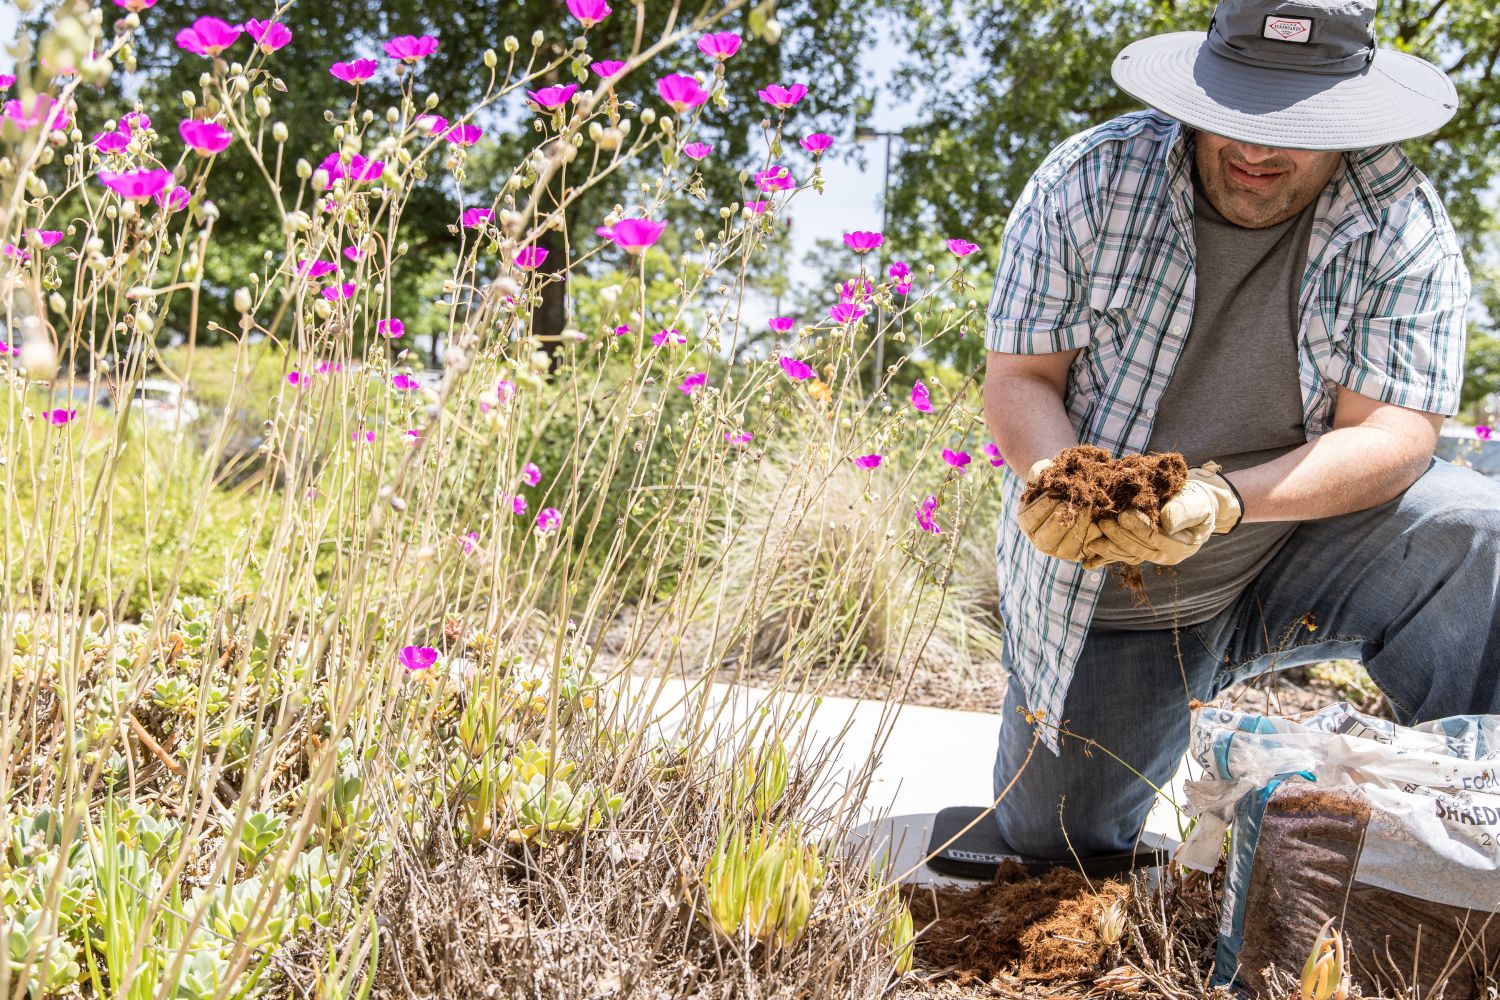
1194;132;1344;229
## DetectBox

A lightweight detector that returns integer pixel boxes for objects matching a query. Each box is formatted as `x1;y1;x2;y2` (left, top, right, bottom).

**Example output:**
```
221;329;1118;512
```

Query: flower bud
231;75;250;97
531;30;544;47
234;287;252;313
312;169;331;192
314;299;332;320
254;96;271;117
763;19;782;44
483;48;497;68
425;93;440;109
135;311;155;335
182;91;196;109
503;35;519;53
385;107;399;124
48;293;66;316
272;121;288;142
639;108;656;126
295;158;311;179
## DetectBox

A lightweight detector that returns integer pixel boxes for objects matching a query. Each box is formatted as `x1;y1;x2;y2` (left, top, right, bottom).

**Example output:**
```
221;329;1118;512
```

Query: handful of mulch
1019;444;1188;531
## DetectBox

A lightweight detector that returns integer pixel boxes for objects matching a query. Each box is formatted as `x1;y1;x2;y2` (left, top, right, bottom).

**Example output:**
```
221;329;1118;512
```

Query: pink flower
982;443;1005;467
286;371;304;387
45;408;77;426
179;119;232;155
854;454;883;469
330;59;378;83
521;462;541;486
590;60;627;80
527;84;577;110
353;429;376;444
888;261;910;280
697;32;741;60
754;165;795;192
597;218;667;254
176;17;244;57
321;282;357;301
0;340;17;356
416;113;448;133
725;430;753;445
800;132;833;155
404;428;422;443
384;35;439;63
122;111;151;131
246;19;292;53
496;379;516;405
462;207;492;229
462;530;480;554
113;0;156;11
445;123;482;146
916;494;941;534
779;356;814;381
743;200;770;215
946;238;980;258
319;151;385;184
680;372;708;394
893;277;912;295
93;129;131;153
4;94;71;132
400;645;438;671
843;231;883;254
315;361;342;375
911;380;932;413
682;142;712;160
391;374;420;391
378;318;405;338
651;328;687;347
838;278;873;304
768;317;795;334
344;245;365;260
942;448;971;470
2;244;29;263
0;75;12;91
1478;425;1493;441
758;83;808;110
29;230;62;248
536;507;563;533
514;245;548;269
99;168;174;201
828;303;866;324
511;494;528;515
297;259;338;279
656;74;710;114
155;186;190;213
567;0;612;28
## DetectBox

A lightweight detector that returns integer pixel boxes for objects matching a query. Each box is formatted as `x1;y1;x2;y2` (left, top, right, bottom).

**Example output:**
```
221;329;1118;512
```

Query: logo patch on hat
1262;15;1312;43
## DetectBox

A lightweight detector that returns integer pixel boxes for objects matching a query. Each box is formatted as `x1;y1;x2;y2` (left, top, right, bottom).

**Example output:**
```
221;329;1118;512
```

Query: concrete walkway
611;672;1194;885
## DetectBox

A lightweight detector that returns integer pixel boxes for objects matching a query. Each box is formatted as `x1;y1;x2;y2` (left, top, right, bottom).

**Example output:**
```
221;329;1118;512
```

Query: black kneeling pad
925;805;1168;880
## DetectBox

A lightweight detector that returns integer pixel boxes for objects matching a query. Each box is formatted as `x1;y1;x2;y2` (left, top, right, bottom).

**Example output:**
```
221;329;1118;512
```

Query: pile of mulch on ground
901;861;1127;985
1020;444;1188;594
1238;782;1500;997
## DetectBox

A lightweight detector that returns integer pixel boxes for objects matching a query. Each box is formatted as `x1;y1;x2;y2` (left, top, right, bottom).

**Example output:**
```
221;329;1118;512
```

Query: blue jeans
992;455;1500;859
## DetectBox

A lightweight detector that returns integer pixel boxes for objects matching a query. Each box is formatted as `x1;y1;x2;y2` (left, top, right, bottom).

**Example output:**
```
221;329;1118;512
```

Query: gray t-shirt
1090;167;1317;629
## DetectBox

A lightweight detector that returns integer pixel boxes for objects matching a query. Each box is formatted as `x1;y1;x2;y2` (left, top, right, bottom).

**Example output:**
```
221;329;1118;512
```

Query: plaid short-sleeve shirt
986;111;1470;751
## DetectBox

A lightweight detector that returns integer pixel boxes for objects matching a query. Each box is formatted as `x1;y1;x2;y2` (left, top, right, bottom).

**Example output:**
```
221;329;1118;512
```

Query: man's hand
1018;458;1105;562
1082;464;1243;569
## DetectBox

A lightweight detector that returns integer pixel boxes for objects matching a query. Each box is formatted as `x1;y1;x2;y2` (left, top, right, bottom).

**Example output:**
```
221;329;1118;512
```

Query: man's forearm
1224;426;1433;523
981;374;1079;476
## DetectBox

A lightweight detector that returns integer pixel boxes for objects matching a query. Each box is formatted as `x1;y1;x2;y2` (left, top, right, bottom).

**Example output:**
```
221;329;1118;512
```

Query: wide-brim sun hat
1111;0;1458;150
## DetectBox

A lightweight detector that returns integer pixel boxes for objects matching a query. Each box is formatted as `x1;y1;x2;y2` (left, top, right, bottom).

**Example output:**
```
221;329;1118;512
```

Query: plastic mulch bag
1180;702;1500;995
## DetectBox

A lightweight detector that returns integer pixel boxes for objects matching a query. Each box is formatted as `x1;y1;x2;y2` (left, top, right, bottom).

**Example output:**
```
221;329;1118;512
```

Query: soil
1019;445;1187;529
901;860;1127;985
1020;445;1188;599
1238;782;1500;997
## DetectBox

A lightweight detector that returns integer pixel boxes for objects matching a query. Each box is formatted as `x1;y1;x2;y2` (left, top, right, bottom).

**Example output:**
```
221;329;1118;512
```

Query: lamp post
855;125;905;397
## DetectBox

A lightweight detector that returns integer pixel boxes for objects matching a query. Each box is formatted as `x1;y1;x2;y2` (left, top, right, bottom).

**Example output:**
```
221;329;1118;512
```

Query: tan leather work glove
1018;457;1105;563
1082;462;1244;569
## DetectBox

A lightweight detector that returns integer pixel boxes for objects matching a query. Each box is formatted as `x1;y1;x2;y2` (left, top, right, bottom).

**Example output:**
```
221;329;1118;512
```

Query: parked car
124;378;201;429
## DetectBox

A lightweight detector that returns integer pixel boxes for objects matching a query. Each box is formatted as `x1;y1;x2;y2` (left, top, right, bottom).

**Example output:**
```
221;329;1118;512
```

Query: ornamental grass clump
1;1;996;996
